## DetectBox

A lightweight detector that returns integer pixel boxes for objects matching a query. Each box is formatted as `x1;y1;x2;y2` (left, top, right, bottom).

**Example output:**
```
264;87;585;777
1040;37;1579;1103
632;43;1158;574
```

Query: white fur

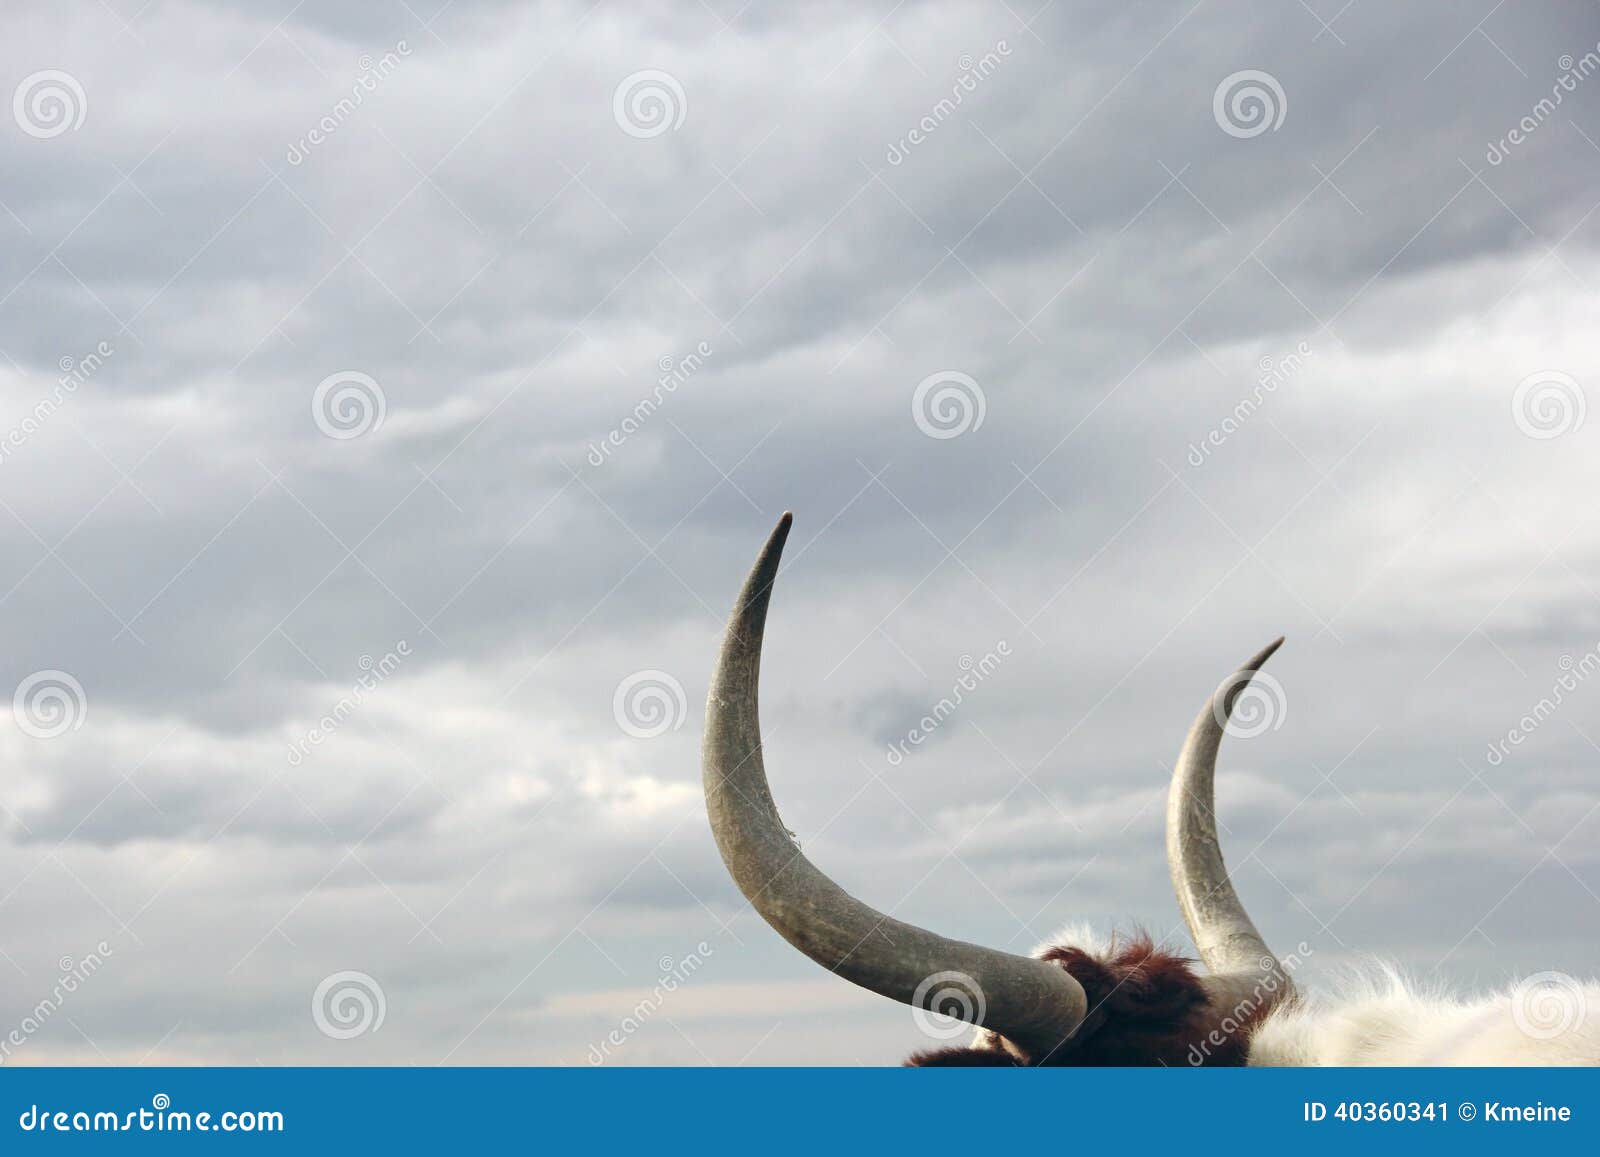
1029;922;1117;961
1248;967;1600;1066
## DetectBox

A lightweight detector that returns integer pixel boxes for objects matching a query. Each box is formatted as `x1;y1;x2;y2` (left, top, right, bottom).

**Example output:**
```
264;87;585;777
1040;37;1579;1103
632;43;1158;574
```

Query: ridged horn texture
1167;637;1290;990
703;513;1089;1059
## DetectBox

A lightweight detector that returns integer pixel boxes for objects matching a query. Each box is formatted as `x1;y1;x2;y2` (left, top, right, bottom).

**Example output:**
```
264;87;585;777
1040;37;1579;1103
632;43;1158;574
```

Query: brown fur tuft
904;931;1274;1067
905;1046;1023;1066
1032;932;1211;1065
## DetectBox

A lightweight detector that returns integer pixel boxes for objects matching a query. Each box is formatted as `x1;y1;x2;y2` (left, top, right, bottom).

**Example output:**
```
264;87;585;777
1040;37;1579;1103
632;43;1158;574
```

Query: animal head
702;513;1290;1065
701;514;1600;1067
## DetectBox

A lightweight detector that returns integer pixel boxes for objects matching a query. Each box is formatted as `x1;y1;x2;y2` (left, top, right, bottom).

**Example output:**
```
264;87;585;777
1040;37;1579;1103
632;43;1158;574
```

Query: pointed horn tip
733;513;794;616
764;511;794;555
1247;635;1285;670
1210;638;1285;712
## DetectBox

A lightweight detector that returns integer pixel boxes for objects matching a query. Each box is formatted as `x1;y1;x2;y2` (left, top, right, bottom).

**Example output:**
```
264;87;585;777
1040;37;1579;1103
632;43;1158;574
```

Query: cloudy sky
1;0;1599;1066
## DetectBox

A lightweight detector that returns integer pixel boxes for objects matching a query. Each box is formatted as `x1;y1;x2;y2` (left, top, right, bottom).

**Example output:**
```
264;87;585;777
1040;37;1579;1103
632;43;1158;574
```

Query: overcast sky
2;0;1599;1066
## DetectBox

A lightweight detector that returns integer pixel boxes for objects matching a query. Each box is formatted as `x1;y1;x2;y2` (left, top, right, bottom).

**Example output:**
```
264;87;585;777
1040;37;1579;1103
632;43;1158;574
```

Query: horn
703;513;1088;1059
1166;638;1290;988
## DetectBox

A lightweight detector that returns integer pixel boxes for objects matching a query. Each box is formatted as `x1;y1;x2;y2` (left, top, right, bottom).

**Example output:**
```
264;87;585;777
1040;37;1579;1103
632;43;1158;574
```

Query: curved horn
1166;638;1289;988
703;513;1088;1058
